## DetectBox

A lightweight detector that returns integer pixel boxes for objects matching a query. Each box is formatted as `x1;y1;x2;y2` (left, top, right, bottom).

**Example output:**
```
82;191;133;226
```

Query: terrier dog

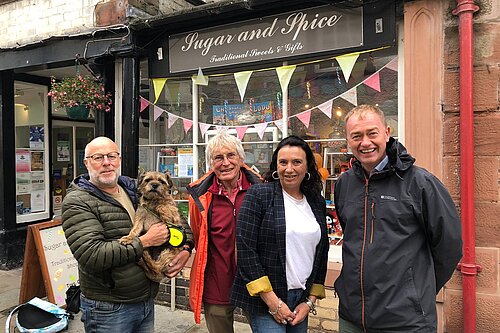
119;171;182;282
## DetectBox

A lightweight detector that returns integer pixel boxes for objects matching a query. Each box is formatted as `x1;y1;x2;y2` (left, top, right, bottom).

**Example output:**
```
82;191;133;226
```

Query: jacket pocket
404;267;426;316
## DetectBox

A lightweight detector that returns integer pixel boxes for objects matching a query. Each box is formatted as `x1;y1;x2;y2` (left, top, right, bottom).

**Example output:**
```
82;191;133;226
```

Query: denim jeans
249;289;308;333
80;294;154;333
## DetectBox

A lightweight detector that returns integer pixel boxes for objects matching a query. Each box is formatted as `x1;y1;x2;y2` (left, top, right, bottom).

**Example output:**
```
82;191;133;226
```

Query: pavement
1;267;252;333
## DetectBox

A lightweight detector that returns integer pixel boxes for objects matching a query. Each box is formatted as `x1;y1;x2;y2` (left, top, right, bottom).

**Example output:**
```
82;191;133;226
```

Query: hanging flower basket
66;105;91;120
48;75;112;115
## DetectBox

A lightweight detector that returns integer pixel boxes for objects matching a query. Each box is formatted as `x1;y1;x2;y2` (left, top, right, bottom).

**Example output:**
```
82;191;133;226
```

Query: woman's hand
290;302;309;326
260;291;296;325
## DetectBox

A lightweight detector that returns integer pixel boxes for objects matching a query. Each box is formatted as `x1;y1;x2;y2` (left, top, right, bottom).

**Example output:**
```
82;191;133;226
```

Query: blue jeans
80;294;154;333
249;289;308;333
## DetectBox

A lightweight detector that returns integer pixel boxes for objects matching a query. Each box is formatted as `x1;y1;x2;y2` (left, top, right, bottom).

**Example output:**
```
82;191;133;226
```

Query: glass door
51;120;94;214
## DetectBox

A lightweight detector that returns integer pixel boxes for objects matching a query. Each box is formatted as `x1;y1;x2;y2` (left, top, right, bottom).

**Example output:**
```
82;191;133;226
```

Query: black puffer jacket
334;138;462;332
62;175;159;303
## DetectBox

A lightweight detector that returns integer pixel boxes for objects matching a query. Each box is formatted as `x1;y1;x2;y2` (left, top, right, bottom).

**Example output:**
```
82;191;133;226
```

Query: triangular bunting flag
276;65;296;92
199;123;212;137
234;71;253;102
183;119;193;134
168;113;178;128
317;99;333;118
364;72;381;92
235;126;248;140
385;57;398;72
153;105;164;121
192;67;209;86
139;96;149;113
274;119;284;133
152;78;167;104
296;110;312;128
340;89;358;106
336;53;360;83
253;122;268;139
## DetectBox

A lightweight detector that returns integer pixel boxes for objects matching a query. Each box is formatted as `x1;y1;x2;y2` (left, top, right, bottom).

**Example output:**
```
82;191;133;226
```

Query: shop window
15;82;50;223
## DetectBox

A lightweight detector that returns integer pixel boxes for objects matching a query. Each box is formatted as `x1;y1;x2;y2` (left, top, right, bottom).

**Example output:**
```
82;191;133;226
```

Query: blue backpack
5;297;69;333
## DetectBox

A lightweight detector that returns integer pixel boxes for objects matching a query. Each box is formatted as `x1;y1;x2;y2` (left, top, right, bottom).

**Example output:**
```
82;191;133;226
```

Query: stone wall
441;0;500;332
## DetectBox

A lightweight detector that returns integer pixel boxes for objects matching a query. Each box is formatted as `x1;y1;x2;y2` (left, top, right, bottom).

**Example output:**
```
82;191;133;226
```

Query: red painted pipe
452;1;479;332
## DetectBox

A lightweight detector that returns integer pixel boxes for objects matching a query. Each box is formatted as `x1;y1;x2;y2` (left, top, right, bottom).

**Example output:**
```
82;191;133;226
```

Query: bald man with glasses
62;136;173;333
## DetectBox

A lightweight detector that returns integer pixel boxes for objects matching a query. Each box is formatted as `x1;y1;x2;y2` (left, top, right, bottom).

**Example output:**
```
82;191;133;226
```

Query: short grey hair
344;104;387;127
206;131;245;162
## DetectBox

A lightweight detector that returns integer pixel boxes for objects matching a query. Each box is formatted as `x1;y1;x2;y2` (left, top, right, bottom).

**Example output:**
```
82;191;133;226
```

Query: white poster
31;172;45;191
16;172;31;194
30;190;45;212
177;148;193;177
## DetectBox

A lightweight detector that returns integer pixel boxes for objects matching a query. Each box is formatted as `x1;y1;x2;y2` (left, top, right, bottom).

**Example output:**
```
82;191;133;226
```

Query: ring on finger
282;319;287;325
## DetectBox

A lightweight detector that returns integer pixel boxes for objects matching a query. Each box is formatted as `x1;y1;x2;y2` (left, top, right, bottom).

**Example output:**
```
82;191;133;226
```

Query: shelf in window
175;200;189;202
171;176;192;179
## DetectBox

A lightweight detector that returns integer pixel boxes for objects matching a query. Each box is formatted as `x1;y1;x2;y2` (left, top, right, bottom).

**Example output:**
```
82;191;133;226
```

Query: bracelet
181;246;192;255
305;297;317;315
268;298;282;316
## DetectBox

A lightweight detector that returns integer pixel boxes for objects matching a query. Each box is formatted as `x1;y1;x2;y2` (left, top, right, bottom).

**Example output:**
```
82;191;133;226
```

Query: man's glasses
86;152;120;163
212;152;239;164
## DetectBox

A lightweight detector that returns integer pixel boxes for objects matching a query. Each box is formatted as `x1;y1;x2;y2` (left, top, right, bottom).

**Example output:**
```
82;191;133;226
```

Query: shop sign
168;5;363;72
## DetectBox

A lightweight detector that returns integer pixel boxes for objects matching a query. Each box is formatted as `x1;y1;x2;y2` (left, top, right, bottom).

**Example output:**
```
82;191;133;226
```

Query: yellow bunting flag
152;78;167;104
276;65;296;92
234;71;253;102
336;53;360;83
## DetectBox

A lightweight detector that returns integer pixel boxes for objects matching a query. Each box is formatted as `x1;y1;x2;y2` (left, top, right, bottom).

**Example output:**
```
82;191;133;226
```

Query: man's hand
165;250;190;278
139;223;169;248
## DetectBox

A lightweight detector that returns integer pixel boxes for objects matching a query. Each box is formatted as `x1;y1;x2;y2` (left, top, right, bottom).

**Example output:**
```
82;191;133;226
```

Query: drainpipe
452;1;480;333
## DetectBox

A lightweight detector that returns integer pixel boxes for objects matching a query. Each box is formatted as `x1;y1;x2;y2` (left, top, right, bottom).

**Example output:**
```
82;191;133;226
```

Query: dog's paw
119;235;134;245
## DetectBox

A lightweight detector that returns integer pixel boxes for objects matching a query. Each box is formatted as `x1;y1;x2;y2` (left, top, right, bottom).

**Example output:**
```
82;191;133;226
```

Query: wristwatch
181;245;193;255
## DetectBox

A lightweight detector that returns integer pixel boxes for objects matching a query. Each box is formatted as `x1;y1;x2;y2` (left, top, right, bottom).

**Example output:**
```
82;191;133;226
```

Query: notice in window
177;148;193;177
16;150;31;172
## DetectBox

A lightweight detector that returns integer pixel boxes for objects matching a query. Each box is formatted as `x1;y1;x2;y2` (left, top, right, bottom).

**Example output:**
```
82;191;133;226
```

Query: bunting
152;78;167;104
386;57;398;72
199;123;212;137
317;99;333;119
335;53;359;83
296;110;312;128
168;113;178;128
253;122;268;139
340;89;358;106
234;71;253;102
139;96;149;113
235;126;248;140
183;119;193;133
153;105;163;121
274;119;284;133
192;67;209;86
276;65;296;92
364;72;381;92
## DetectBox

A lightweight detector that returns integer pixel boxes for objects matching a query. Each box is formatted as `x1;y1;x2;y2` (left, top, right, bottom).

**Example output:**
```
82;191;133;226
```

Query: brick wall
441;0;500;332
0;0;98;49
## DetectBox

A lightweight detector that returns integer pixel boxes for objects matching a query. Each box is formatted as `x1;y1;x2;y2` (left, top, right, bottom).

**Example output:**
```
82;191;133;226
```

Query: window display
15;82;50;223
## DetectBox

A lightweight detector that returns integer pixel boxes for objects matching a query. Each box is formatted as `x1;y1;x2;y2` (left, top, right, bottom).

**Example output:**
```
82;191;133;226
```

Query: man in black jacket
62;137;183;333
334;105;462;333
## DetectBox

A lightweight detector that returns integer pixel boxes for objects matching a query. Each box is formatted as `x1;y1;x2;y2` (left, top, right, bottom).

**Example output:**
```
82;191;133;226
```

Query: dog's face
137;171;174;202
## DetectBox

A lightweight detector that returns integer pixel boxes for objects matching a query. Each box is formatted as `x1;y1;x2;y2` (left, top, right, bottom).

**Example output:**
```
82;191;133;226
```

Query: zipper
361;177;369;332
370;202;375;244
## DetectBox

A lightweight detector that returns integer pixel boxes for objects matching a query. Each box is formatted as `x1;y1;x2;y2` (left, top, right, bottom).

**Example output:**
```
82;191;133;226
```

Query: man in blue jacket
334;105;463;332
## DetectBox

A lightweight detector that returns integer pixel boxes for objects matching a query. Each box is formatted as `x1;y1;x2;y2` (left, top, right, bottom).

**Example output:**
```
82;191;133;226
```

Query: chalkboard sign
19;220;79;307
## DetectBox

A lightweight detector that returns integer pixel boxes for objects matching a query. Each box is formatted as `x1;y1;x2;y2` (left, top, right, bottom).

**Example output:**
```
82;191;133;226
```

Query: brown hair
344;104;387;127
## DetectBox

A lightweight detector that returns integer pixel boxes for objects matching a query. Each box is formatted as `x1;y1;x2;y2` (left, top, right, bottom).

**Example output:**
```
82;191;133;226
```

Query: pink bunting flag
274;119;283;133
153;105;163;121
139;96;149;113
364;72;381;92
295;110;312;128
168;113;178;128
199;123;212;137
317;99;333;118
235;126;248;140
385;57;398;72
253;122;268;139
183;119;193;134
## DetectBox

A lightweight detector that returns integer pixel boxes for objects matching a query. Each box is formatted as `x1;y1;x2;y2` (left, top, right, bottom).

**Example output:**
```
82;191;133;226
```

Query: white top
283;189;321;290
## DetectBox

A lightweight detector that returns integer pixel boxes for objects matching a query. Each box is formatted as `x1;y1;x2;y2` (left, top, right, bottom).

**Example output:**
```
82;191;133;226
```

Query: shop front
136;1;401;325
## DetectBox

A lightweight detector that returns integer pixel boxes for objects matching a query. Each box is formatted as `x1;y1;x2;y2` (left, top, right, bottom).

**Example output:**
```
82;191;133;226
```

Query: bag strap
4;304;23;333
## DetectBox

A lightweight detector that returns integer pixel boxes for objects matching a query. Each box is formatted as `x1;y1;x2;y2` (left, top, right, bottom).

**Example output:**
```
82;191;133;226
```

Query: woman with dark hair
231;136;329;333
